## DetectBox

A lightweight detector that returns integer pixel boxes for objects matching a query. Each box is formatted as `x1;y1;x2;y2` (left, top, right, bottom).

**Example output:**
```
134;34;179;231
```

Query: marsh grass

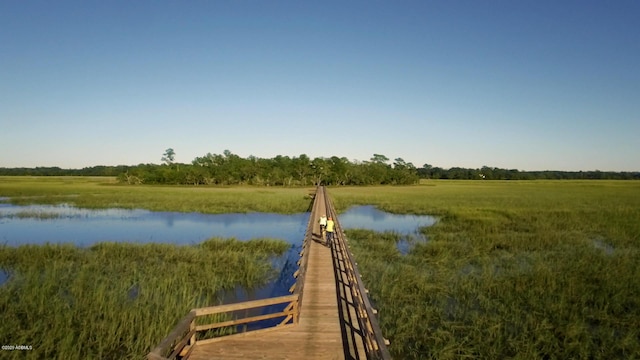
340;181;640;359
0;238;289;359
3;177;639;358
0;176;310;214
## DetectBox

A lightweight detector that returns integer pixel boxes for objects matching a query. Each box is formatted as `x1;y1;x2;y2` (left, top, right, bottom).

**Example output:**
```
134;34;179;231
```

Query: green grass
0;238;290;359
0;176;311;214
0;177;300;358
334;181;640;359
3;177;639;358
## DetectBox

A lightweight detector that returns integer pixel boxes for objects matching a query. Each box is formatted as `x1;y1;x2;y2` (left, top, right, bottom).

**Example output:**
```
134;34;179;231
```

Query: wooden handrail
323;187;392;360
193;294;298;316
147;295;300;360
292;185;321;313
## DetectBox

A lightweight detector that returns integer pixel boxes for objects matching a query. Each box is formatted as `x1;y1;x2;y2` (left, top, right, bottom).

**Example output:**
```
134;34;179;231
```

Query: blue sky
1;1;638;171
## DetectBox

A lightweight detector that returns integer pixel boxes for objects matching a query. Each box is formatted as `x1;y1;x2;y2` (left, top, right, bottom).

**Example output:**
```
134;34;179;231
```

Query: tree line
0;150;638;184
418;165;640;180
119;150;419;186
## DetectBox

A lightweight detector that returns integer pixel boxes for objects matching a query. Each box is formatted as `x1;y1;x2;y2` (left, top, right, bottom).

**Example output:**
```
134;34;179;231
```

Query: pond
0;203;308;246
339;205;436;254
0;203;436;298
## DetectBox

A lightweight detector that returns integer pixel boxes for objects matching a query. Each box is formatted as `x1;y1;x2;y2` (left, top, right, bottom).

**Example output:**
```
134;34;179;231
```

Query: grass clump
0;238;289;359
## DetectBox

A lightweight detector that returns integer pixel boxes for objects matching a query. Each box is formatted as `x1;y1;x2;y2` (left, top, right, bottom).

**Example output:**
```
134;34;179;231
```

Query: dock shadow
311;232;330;247
330;235;368;360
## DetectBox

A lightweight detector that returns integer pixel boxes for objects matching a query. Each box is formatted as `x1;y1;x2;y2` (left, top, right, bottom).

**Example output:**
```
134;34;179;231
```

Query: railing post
190;318;196;347
294;297;300;324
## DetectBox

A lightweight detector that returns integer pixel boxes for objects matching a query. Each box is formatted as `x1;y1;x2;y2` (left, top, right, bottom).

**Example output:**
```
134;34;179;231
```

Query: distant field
1;177;639;358
0;176;311;214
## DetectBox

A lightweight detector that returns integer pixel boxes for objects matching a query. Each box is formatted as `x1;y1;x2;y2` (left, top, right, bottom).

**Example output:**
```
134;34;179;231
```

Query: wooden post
190;318;196;346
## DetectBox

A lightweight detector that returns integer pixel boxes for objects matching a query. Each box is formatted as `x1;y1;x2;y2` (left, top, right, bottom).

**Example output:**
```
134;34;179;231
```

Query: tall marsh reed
0;238;289;359
339;181;640;359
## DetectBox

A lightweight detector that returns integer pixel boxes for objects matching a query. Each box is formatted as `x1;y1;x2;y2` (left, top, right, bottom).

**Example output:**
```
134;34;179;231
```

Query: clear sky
1;1;638;171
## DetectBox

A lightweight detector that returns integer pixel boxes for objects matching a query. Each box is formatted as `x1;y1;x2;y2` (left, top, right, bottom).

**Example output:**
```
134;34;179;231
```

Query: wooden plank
193;294;298;316
179;344;195;358
194;323;297;346
195;310;296;331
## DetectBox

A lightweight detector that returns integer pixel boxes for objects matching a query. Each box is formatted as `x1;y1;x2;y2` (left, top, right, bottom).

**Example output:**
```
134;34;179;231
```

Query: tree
418;164;434;179
311;158;329;185
328;156;353;185
161;148;175;165
293;154;311;185
391;158;418;184
370;154;390;164
367;154;391;184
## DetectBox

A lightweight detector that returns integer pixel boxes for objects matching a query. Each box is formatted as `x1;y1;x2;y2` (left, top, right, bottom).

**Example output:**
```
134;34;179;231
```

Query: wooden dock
148;186;390;360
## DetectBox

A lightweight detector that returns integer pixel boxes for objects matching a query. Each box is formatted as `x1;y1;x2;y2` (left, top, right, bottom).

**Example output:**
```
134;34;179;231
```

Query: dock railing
147;295;299;360
323;188;392;360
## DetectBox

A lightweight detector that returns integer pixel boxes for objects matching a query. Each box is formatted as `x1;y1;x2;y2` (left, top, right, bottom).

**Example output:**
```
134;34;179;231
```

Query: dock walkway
148;186;390;360
189;187;344;359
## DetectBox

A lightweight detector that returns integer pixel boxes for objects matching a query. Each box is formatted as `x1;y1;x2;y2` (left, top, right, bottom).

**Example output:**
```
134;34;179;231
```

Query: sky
1;1;638;171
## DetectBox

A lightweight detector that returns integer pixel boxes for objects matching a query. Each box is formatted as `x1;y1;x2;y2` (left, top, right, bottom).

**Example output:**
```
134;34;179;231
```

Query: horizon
1;1;639;172
1;149;638;174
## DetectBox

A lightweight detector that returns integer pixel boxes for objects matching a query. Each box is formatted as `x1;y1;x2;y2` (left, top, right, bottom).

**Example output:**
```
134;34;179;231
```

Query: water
0;203;307;246
339;205;437;254
0;269;9;285
592;238;615;255
0;203;435;292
